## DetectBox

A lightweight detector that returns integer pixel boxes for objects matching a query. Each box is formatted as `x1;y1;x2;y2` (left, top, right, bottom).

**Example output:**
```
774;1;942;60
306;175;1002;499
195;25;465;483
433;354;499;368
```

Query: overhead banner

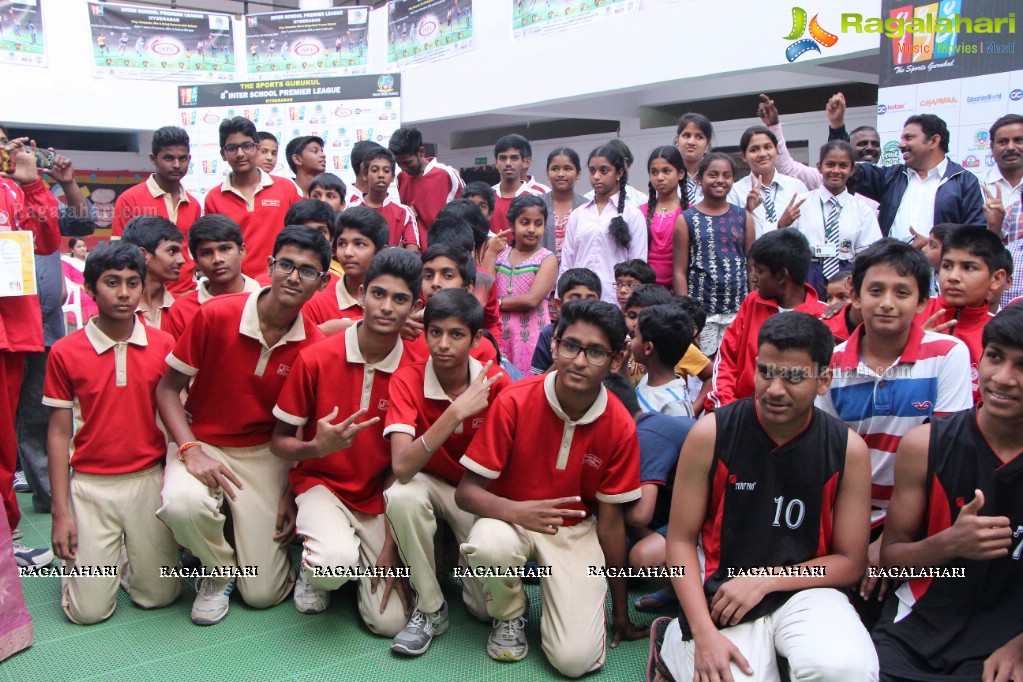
512;0;638;40
87;2;236;81
387;0;474;69
177;74;401;195
245;7;370;77
0;0;46;67
875;0;1021;176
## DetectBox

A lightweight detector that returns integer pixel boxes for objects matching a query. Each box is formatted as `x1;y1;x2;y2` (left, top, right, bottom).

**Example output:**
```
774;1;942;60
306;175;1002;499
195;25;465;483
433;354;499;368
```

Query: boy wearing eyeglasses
204;116;302;280
155;226;329;626
456;299;648;678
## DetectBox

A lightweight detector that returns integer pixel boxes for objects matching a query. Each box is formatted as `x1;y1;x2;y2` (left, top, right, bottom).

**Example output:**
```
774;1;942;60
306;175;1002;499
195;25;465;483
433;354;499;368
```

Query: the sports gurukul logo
783;7;839;62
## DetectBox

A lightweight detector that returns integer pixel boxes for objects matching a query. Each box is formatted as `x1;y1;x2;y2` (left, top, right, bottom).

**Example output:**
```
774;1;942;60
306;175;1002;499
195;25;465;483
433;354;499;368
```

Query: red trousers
0;351;24;532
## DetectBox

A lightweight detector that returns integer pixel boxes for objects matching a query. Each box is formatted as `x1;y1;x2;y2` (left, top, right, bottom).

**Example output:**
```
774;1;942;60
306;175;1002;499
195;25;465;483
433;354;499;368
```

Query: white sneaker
487;616;528;662
293;570;329;614
190;577;234;626
391;602;450;656
13;471;30;493
13;541;53;567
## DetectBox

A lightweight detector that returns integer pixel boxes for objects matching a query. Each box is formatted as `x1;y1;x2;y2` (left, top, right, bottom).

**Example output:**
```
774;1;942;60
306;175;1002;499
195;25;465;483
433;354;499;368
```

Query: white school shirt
790;188;882;262
890;157;948;243
728;172;808;238
583;184;648;209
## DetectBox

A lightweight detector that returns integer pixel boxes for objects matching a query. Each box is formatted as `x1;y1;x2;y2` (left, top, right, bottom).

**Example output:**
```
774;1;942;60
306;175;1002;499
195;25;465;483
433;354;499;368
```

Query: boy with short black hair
389;125;465;238
660;312;877;681
156;226;330;626
462;181;496;221
490;134;544;233
308;172;346;212
435;201;502;339
874;302;1023;681
284;198;341;279
922;222;957;296
457;299;647;677
633;304;696;417
257;131;278;175
384;288;511;656
271;248;423;635
45;241;182;624
614;259;656;311
706;228;827;411
204;116;302;279
285;135;326;197
164;214;261;339
303;206;389;333
916;226;1008;401
351;147;420;250
113;125;201;294
529;268;601;375
120;215;185;330
346;140;385;205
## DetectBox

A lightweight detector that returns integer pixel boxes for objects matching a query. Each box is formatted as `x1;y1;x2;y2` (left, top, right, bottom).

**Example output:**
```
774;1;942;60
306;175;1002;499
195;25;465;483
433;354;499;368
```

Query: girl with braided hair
641;146;688;287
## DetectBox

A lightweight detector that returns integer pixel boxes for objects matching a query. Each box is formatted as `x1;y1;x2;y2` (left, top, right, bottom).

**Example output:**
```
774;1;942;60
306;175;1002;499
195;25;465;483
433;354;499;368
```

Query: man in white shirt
982;114;1023;237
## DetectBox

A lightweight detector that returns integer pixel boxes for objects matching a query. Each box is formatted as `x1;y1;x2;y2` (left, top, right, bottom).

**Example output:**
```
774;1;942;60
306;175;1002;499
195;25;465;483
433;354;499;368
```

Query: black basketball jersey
873;409;1023;681
700;398;849;624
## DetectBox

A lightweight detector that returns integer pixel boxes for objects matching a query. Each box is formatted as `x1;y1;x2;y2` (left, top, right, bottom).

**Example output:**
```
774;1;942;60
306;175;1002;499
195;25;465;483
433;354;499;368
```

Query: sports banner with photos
511;0;638;40
176;74;401;197
386;0;474;69
0;0;46;67
87;2;236;81
245;7;370;78
875;0;1022;176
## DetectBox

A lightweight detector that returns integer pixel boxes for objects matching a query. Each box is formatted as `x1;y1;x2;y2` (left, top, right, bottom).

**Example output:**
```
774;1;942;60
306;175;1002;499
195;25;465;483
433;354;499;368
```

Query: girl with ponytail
557;144;648;305
641;146;688;287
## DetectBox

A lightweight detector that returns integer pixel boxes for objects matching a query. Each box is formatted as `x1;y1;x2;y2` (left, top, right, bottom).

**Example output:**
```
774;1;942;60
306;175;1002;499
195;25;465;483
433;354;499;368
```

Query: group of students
2;95;1021;681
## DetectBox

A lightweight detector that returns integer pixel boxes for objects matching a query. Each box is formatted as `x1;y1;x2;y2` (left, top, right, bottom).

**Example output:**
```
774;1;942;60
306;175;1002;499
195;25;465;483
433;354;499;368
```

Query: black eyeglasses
555;338;612;366
270;258;324;281
223;142;257;153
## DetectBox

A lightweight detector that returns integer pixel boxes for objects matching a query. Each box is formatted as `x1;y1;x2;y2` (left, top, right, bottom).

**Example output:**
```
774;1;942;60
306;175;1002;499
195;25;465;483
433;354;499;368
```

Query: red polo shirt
396;158;463;247
164;275;262;339
350;193;420;249
302;275;364;326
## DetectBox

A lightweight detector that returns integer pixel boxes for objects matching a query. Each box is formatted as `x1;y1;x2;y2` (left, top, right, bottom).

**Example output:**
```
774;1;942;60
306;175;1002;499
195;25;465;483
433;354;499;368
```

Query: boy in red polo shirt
350;147;419;251
457;299;647;678
706;229;828;411
204;117;301;280
112;126;201;294
284;135;326;197
163;215;261;339
45;242;182;624
271;249;423;636
303;206;389;334
489;134;544;233
916;226;1007;402
385;288;510;656
389;126;464;245
155;226;329;626
119;216;184;331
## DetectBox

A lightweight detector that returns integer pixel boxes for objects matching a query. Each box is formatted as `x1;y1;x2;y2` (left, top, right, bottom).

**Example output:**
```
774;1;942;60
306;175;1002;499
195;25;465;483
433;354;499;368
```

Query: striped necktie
686;176;698;205
822;197;842;280
762;184;777;222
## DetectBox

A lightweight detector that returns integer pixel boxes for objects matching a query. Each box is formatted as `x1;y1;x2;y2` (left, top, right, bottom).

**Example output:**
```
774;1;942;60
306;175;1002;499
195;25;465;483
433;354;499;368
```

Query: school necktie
686;176;698;205
762;185;777;222
822;197;842;280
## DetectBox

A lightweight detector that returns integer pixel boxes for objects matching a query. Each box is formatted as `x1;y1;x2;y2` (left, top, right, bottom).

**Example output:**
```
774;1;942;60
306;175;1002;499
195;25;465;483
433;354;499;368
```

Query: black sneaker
647;616;676;682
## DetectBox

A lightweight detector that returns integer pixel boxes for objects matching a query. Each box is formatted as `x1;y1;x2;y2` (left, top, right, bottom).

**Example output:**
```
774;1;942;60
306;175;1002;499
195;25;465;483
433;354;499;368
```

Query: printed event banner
245;7;370;78
177;74;401;195
0;0;45;68
512;0;638;40
387;0;474;69
87;2;236;81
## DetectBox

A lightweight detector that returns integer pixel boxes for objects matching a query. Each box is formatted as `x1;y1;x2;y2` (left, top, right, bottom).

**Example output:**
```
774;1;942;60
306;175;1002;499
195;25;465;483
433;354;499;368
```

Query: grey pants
16;350;51;513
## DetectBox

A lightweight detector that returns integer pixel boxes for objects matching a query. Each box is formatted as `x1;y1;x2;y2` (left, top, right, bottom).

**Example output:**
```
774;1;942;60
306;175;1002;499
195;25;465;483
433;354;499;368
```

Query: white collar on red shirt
335;275;362;310
220;168;275;196
238;287;309;348
543;371;607;425
146;174;190;202
424;356;484;401
491;180;537;199
344;322;404;373
197;274;261;304
84;317;149;353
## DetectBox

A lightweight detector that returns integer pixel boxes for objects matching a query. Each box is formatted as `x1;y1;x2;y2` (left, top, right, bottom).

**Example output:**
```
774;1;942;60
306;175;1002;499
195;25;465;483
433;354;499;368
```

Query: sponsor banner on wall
512;0;638;40
87;2;236;81
386;0;473;69
245;7;370;77
0;0;46;67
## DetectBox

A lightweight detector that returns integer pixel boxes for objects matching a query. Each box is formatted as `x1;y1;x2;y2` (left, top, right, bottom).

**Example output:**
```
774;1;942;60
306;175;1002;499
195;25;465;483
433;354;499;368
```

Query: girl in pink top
640;146;688;287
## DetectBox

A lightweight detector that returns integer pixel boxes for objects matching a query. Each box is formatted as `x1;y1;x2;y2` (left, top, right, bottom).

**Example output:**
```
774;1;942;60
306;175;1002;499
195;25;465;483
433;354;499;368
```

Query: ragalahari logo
784;7;839;62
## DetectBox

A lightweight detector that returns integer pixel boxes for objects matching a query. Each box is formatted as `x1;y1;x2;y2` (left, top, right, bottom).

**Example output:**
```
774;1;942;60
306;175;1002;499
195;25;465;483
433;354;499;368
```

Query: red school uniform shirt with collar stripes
163;274;263;340
301;275;365;326
43;319;175;475
460;372;641;524
489;181;544;234
349;193;420;249
396;158;464;244
167;289;324;448
915;296;994;403
384;357;511;486
273;323;417;514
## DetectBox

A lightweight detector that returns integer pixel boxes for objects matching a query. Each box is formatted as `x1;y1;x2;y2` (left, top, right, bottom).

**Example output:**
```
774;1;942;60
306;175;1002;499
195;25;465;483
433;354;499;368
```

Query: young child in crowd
641;146;688;287
384;288;511;657
633;304;696;417
284;198;341;280
921;223;956;297
614;259;656;312
256;131;278;175
271;249;423;635
350;147;419;251
119;215;185;330
435;200;502;339
674;112;714;205
45;242;182;624
674;152;753;357
462;181;495;222
496;194;557;374
307;172;346;212
529;268;602;375
559;144;648;305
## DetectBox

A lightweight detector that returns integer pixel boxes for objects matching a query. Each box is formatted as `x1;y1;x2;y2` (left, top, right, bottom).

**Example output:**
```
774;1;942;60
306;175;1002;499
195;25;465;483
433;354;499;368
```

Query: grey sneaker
391;602;450;656
487;616;528;662
293;569;329;614
190;577;234;626
12;540;53;567
13;471;30;493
